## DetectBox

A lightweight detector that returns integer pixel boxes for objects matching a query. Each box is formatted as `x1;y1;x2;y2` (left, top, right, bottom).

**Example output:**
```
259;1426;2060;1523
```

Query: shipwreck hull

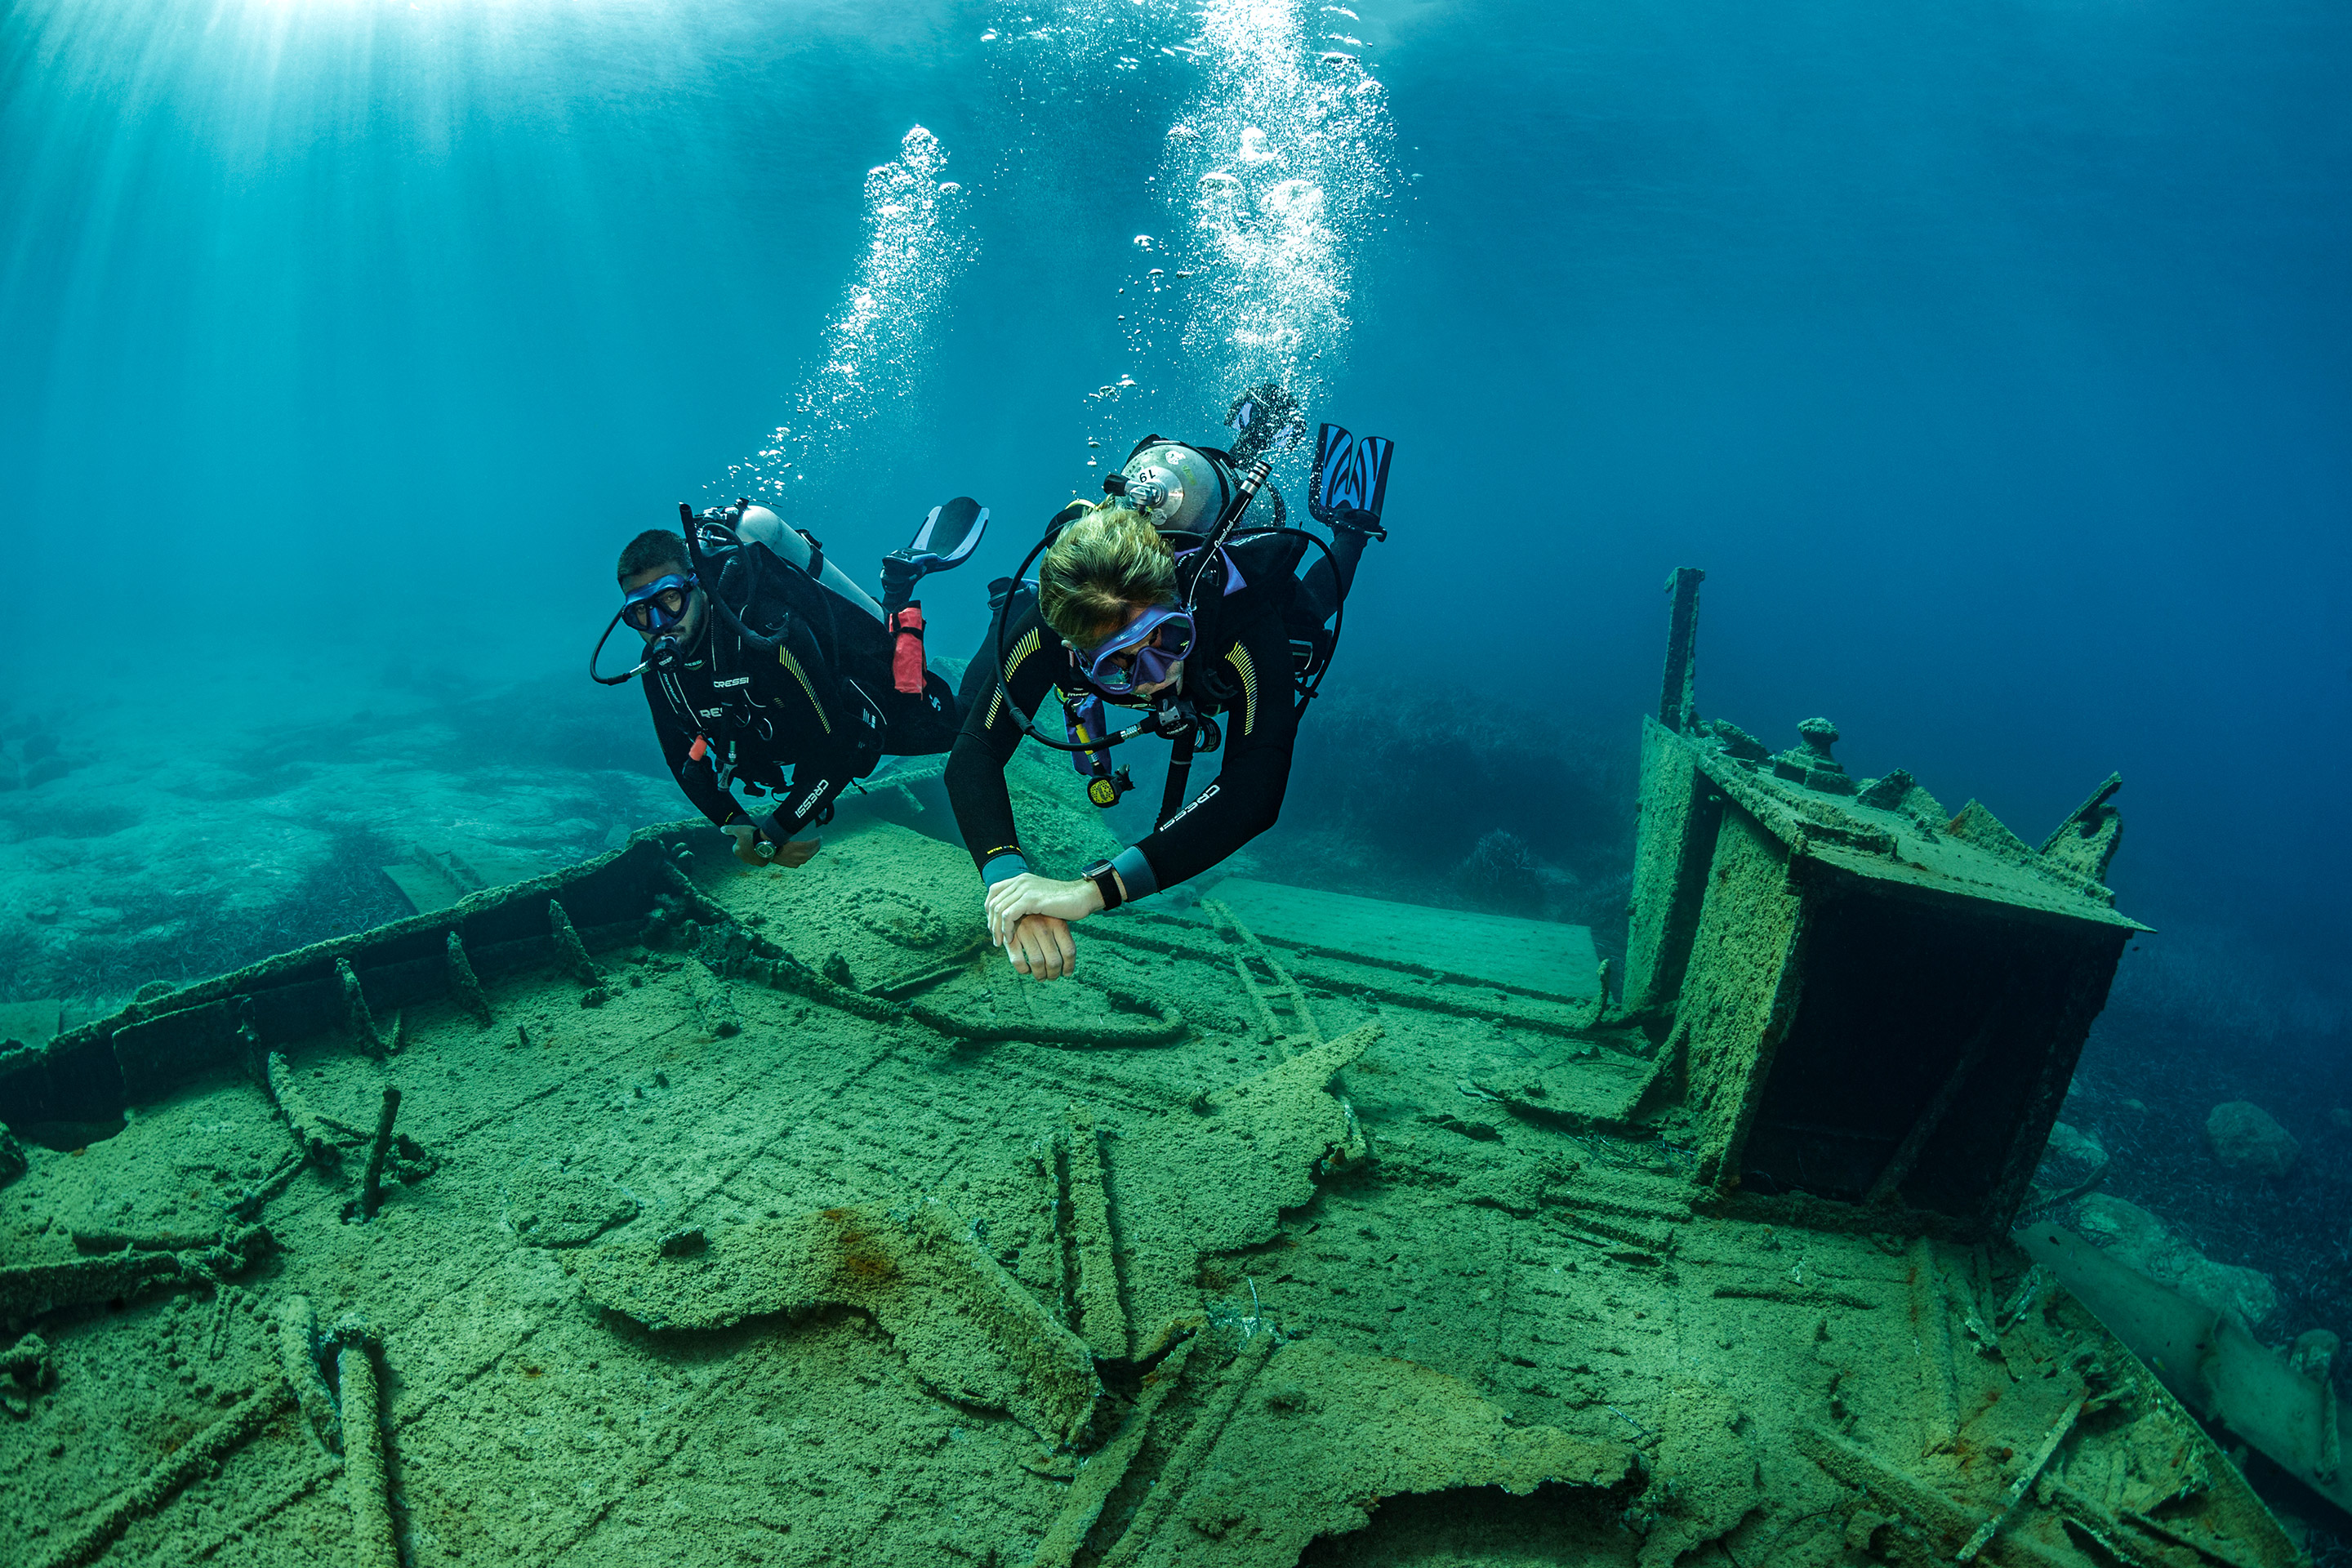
0;835;684;1137
0;580;2321;1566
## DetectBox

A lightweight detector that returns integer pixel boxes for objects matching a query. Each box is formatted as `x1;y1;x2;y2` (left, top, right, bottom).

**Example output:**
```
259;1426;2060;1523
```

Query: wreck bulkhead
1624;567;2146;1239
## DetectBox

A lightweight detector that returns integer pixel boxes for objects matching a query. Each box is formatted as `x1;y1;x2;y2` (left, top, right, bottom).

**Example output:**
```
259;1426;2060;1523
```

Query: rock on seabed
2075;1192;2280;1330
2205;1100;2299;1178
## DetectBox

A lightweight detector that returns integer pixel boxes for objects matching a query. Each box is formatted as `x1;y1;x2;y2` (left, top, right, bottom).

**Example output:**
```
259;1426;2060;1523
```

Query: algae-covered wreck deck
0;811;2301;1566
0;577;2319;1568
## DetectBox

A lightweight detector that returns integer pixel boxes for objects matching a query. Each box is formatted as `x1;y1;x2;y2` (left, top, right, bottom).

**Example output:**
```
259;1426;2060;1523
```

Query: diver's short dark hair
617;529;688;583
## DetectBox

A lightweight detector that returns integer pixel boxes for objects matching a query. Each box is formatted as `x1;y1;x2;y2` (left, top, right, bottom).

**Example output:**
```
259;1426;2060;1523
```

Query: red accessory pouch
688;735;709;762
889;605;925;694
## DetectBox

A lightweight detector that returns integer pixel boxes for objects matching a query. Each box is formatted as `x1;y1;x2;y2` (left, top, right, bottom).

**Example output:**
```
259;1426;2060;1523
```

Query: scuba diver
947;384;1393;978
595;496;988;867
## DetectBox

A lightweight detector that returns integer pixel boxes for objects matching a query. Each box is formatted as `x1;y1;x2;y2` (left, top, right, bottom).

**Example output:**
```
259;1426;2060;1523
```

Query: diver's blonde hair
1038;502;1178;644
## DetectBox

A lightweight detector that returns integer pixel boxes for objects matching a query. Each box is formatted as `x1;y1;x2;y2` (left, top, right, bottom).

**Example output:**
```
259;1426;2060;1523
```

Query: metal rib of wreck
0;571;2331;1566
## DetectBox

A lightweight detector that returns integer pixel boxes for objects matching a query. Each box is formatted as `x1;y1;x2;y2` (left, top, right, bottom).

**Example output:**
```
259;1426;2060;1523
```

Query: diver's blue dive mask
621;573;696;634
1080;605;1196;696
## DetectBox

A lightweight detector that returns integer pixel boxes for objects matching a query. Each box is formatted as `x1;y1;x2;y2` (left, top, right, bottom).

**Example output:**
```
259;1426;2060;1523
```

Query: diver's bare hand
985;873;1104;947
724;825;820;870
1003;913;1076;980
768;836;821;868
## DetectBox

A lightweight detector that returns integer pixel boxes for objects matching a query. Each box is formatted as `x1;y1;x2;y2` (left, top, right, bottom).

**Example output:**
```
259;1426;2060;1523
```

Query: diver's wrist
1079;859;1124;912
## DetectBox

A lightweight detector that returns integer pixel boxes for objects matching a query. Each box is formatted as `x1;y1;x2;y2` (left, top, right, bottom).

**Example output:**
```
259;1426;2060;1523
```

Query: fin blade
1310;422;1354;517
1352;436;1393;518
1327;442;1370;511
907;497;988;569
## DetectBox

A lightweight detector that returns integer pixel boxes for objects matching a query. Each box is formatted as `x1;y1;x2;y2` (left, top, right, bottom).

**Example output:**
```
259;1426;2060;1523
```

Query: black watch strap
1081;858;1125;912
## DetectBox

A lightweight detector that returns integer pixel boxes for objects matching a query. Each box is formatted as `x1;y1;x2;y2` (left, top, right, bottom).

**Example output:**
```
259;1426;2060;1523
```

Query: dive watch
1080;858;1126;912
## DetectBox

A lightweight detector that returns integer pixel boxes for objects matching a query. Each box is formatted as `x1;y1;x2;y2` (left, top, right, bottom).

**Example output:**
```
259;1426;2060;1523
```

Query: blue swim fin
1309;422;1392;537
1308;422;1354;523
1348;435;1393;520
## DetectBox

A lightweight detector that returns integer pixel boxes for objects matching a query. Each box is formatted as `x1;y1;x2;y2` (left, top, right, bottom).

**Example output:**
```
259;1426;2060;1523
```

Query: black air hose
682;509;788;657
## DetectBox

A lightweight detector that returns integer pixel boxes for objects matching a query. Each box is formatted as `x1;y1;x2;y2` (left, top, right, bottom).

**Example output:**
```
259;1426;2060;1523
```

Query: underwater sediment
0;581;2339;1566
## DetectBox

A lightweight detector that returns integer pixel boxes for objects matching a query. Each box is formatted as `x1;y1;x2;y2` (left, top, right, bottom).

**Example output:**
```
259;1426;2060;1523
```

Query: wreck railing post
1625;567;1715;1019
1658;567;1706;733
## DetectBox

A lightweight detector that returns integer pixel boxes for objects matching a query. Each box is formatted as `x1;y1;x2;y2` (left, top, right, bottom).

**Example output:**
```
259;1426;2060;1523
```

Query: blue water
7;3;2352;1549
2;0;2345;1018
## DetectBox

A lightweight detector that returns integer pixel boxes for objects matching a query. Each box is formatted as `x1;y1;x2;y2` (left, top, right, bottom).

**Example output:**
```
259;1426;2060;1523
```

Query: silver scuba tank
734;505;886;625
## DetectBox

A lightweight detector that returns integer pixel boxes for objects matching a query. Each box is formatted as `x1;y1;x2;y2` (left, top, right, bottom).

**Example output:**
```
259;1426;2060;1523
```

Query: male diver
947;390;1393;978
595;497;987;867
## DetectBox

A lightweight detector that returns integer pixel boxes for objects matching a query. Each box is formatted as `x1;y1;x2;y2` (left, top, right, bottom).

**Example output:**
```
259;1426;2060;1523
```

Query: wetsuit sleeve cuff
1111;845;1159;902
981;853;1031;888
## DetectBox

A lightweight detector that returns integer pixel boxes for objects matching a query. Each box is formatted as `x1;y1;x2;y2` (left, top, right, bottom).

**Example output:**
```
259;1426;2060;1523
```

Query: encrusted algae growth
0;621;2314;1568
2019;1222;2352;1516
335;1330;399;1568
31;1378;296;1568
0;1224;274;1321
1062;1108;1130;1361
1672;808;1808;1188
1084;1027;1377;1352
695;744;1112;994
275;1294;340;1453
1622;715;1715;1017
1021;1029;1378;1370
1058;1331;1637;1567
1632;1379;1766;1566
500;1156;641;1249
715;825;992;994
576;1197;1106;1446
1623;704;2145;1231
574;1027;1380;1437
696;821;1192;1046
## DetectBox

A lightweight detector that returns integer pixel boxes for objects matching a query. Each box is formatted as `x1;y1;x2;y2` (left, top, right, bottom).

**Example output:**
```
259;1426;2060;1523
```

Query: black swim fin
1225;381;1306;466
908;496;989;569
881;496;990;612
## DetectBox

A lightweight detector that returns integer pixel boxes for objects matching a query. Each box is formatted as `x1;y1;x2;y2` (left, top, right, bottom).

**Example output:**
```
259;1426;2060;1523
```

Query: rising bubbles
717;126;974;506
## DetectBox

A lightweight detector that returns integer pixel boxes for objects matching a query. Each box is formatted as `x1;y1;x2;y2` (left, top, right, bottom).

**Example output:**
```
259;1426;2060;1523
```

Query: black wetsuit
644;576;962;837
945;520;1362;899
